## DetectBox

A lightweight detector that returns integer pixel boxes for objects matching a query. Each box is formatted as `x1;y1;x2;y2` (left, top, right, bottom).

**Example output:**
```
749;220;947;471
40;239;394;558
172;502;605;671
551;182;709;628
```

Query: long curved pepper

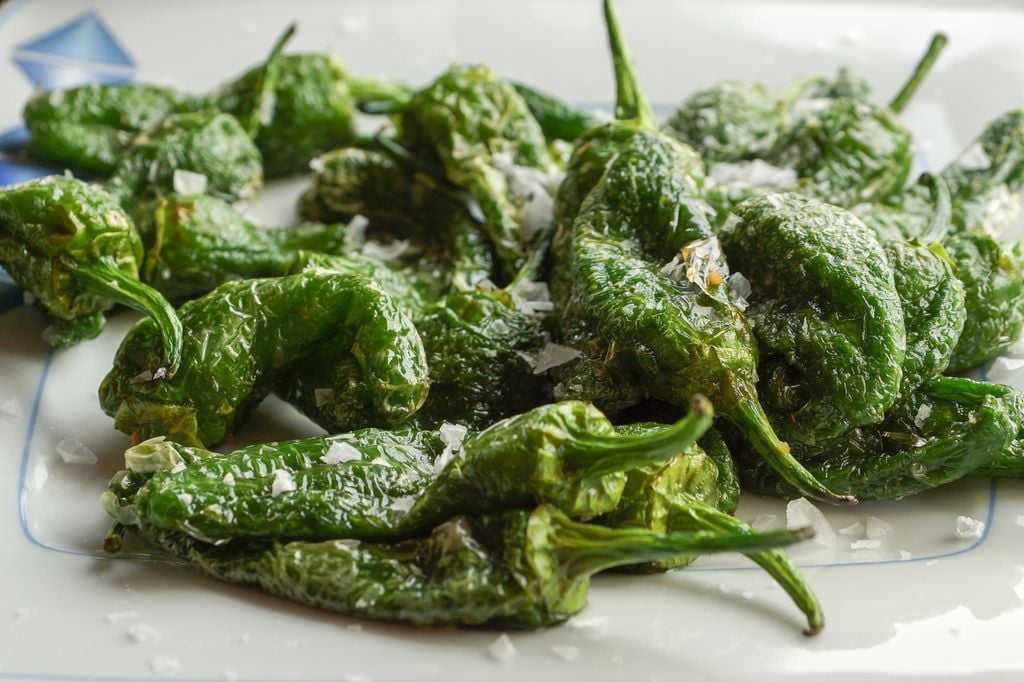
145;504;813;629
0;176;182;373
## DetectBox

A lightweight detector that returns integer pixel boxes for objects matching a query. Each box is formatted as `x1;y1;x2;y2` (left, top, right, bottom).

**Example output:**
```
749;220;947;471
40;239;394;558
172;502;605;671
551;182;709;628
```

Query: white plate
3;1;1024;680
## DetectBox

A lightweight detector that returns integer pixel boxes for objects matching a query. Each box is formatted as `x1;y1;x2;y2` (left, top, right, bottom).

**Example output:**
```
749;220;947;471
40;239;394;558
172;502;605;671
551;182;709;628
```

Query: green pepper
767;35;946;207
511;81;599;144
22;83;197;175
553;0;852;505
0;176;182;370
735;376;1015;501
598;426;823;635
885;240;965;400
98;270;429;447
944;231;1024;370
142;503;811;629
106;111;263;205
103;428;441;544
106;397;711;545
299;146;498;299
395;63;562;279
664;80;781;165
722;193;906;442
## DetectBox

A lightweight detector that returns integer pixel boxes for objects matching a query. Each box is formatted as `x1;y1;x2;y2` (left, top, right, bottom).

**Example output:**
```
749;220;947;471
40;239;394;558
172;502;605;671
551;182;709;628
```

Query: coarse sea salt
361;239;412;262
270;469;296;497
389;496;416;513
532;342;581;375
865;515;894;540
786;498;835;547
0;396;22;418
57;438;97;465
954;515;985;540
487;633;517;663
837;522;865;536
509;280;555;316
127;623;161;643
709;160;797;190
850;539;881;550
958;142;991;171
322;441;362;465
151;656;182;675
899;550;913;561
172;169;208;196
749;513;777;532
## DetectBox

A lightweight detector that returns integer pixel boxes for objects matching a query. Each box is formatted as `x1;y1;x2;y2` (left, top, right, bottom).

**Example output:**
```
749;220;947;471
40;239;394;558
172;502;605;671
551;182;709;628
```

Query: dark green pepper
396;63;562;279
106;111;263;205
554;0;852;505
22;83;196;175
142;503;811;629
98;270;429;447
722;193;906;442
735;376;1015;500
511;80;599;144
944;231;1024;370
0;176;182;370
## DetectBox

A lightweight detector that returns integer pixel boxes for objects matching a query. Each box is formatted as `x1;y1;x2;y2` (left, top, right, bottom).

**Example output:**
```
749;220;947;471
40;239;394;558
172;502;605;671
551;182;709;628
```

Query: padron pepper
599;425;823;635
944;231;1024;371
735;376;1015;501
141;503;812;630
721;192;906;442
98;269;429;447
553;0;854;505
394;62;563;279
104;398;712;545
0;176;182;370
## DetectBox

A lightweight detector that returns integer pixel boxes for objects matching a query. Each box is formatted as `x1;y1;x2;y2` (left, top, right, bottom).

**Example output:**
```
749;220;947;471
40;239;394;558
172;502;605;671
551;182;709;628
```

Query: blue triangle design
0;158;58;186
16;12;133;68
0;126;28;153
14;56;130;89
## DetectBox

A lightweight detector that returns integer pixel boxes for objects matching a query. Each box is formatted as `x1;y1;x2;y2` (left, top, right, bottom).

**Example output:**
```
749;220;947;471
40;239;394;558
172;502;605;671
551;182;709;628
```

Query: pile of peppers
4;0;1024;636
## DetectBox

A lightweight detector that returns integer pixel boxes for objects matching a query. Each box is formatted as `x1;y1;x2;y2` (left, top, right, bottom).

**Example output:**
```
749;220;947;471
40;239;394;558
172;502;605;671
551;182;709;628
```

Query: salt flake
127;623;162;643
361;239;412;262
786;497;835;546
172;169;208;195
837;521;865;536
323;441;362;465
709;160;797;190
865;515;893;540
487;633;517;663
749;513;777;532
57;438;97;465
954;515;985;540
550;645;580;663
270;469;296;497
850;539;881;550
151;655;181;675
958;142;991;171
532;342;582;374
0;397;22;418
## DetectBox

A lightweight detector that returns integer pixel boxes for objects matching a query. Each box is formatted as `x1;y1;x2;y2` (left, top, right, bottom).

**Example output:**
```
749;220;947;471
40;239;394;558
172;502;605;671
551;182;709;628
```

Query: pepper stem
674;500;824;636
728;395;857;506
549;510;814;578
603;0;658;130
349;76;416;114
243;22;298;137
73;259;182;377
916;173;952;244
888;33;948;114
564;395;714;477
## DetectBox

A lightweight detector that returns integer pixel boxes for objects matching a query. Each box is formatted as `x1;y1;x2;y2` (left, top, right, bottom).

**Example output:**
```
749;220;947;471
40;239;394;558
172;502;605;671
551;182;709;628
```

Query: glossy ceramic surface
2;1;1024;680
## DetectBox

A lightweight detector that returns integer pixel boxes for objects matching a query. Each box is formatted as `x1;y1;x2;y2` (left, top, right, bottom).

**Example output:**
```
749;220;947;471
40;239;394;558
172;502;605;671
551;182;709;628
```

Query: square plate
2;1;1024;680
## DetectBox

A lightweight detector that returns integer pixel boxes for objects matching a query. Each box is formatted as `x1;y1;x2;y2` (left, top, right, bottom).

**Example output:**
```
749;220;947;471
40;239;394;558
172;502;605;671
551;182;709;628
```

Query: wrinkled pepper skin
664;81;782;165
145;504;809;629
399;397;713;534
397;63;561;278
298;147;497;296
0;176;182;369
98;270;429;447
885;241;965;400
769;97;912;207
735;377;1015;501
599;425;823;635
722;193;906;442
107;429;441;544
414;288;549;428
944;232;1024;370
107;111;263;204
134;194;350;302
554;0;852;505
217;54;357;177
22;83;198;175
